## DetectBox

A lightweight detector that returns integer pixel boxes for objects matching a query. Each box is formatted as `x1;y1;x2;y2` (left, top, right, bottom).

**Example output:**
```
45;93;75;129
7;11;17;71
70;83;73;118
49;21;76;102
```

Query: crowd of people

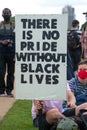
0;7;87;130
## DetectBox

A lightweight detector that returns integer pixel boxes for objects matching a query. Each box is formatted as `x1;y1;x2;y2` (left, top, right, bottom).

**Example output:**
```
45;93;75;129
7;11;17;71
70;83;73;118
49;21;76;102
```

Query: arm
0;39;10;45
67;90;77;108
33;100;46;115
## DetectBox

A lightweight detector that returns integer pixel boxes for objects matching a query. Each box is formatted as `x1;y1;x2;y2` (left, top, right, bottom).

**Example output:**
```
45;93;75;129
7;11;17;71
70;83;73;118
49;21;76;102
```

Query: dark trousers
0;53;15;94
33;114;57;130
67;50;74;80
69;47;82;72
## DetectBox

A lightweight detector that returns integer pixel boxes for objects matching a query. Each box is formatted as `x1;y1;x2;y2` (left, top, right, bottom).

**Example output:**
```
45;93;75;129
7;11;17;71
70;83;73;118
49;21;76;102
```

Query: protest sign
15;14;67;100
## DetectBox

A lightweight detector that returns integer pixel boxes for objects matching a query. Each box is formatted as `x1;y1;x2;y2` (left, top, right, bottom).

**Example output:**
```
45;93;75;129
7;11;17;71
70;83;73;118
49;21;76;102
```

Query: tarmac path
0;90;16;121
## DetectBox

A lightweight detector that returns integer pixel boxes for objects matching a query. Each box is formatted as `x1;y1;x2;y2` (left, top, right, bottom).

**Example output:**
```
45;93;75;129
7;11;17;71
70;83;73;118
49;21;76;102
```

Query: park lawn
0;100;38;130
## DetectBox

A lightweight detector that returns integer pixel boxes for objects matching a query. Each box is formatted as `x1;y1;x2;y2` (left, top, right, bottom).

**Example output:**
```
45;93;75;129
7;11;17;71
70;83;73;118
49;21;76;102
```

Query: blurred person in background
0;8;15;97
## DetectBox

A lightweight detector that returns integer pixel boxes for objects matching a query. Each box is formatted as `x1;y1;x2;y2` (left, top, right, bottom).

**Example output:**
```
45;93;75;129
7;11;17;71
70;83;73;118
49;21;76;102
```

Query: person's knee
46;108;61;124
75;103;87;115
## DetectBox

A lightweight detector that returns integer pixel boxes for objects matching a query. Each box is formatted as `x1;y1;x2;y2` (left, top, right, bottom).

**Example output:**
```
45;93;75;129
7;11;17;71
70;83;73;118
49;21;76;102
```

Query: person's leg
33;109;65;130
0;53;6;95
46;108;65;125
75;103;87;116
33;113;55;130
68;50;74;73
63;108;75;117
6;54;15;96
63;103;87;117
75;103;87;130
33;116;39;127
43;108;65;130
67;50;74;80
74;48;82;71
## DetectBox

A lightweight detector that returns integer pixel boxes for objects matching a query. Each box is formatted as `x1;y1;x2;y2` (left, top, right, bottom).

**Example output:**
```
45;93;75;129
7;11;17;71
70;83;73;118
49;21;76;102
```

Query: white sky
0;0;87;27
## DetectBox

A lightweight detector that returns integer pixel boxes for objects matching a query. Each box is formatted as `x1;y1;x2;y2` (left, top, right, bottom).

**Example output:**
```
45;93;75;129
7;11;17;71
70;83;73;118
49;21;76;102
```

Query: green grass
0;100;38;130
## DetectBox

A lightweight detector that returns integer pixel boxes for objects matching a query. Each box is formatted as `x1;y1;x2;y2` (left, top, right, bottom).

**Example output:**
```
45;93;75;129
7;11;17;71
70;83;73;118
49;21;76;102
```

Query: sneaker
0;91;5;97
0;93;6;97
6;92;14;97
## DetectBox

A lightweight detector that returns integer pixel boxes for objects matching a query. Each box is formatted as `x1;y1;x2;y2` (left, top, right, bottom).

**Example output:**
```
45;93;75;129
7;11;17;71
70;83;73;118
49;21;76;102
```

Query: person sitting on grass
31;84;87;130
68;59;87;105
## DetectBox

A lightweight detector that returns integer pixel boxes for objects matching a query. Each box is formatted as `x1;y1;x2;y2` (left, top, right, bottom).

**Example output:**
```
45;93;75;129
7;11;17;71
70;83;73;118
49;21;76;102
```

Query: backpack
57;117;78;130
67;30;80;50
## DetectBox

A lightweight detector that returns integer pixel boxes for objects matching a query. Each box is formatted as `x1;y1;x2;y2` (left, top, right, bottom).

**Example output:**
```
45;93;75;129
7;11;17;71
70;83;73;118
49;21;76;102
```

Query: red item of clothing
78;70;87;79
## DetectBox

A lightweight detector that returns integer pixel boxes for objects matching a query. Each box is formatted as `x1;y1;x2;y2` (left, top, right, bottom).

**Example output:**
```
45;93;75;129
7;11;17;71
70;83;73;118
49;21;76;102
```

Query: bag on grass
57;117;78;130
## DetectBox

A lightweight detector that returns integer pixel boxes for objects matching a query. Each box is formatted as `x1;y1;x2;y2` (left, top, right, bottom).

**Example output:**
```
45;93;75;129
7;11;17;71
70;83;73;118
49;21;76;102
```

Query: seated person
31;84;87;130
68;59;87;105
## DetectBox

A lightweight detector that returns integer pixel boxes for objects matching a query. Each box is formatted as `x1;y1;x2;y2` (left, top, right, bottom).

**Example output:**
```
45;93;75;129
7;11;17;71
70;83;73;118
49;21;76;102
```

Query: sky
0;0;87;27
